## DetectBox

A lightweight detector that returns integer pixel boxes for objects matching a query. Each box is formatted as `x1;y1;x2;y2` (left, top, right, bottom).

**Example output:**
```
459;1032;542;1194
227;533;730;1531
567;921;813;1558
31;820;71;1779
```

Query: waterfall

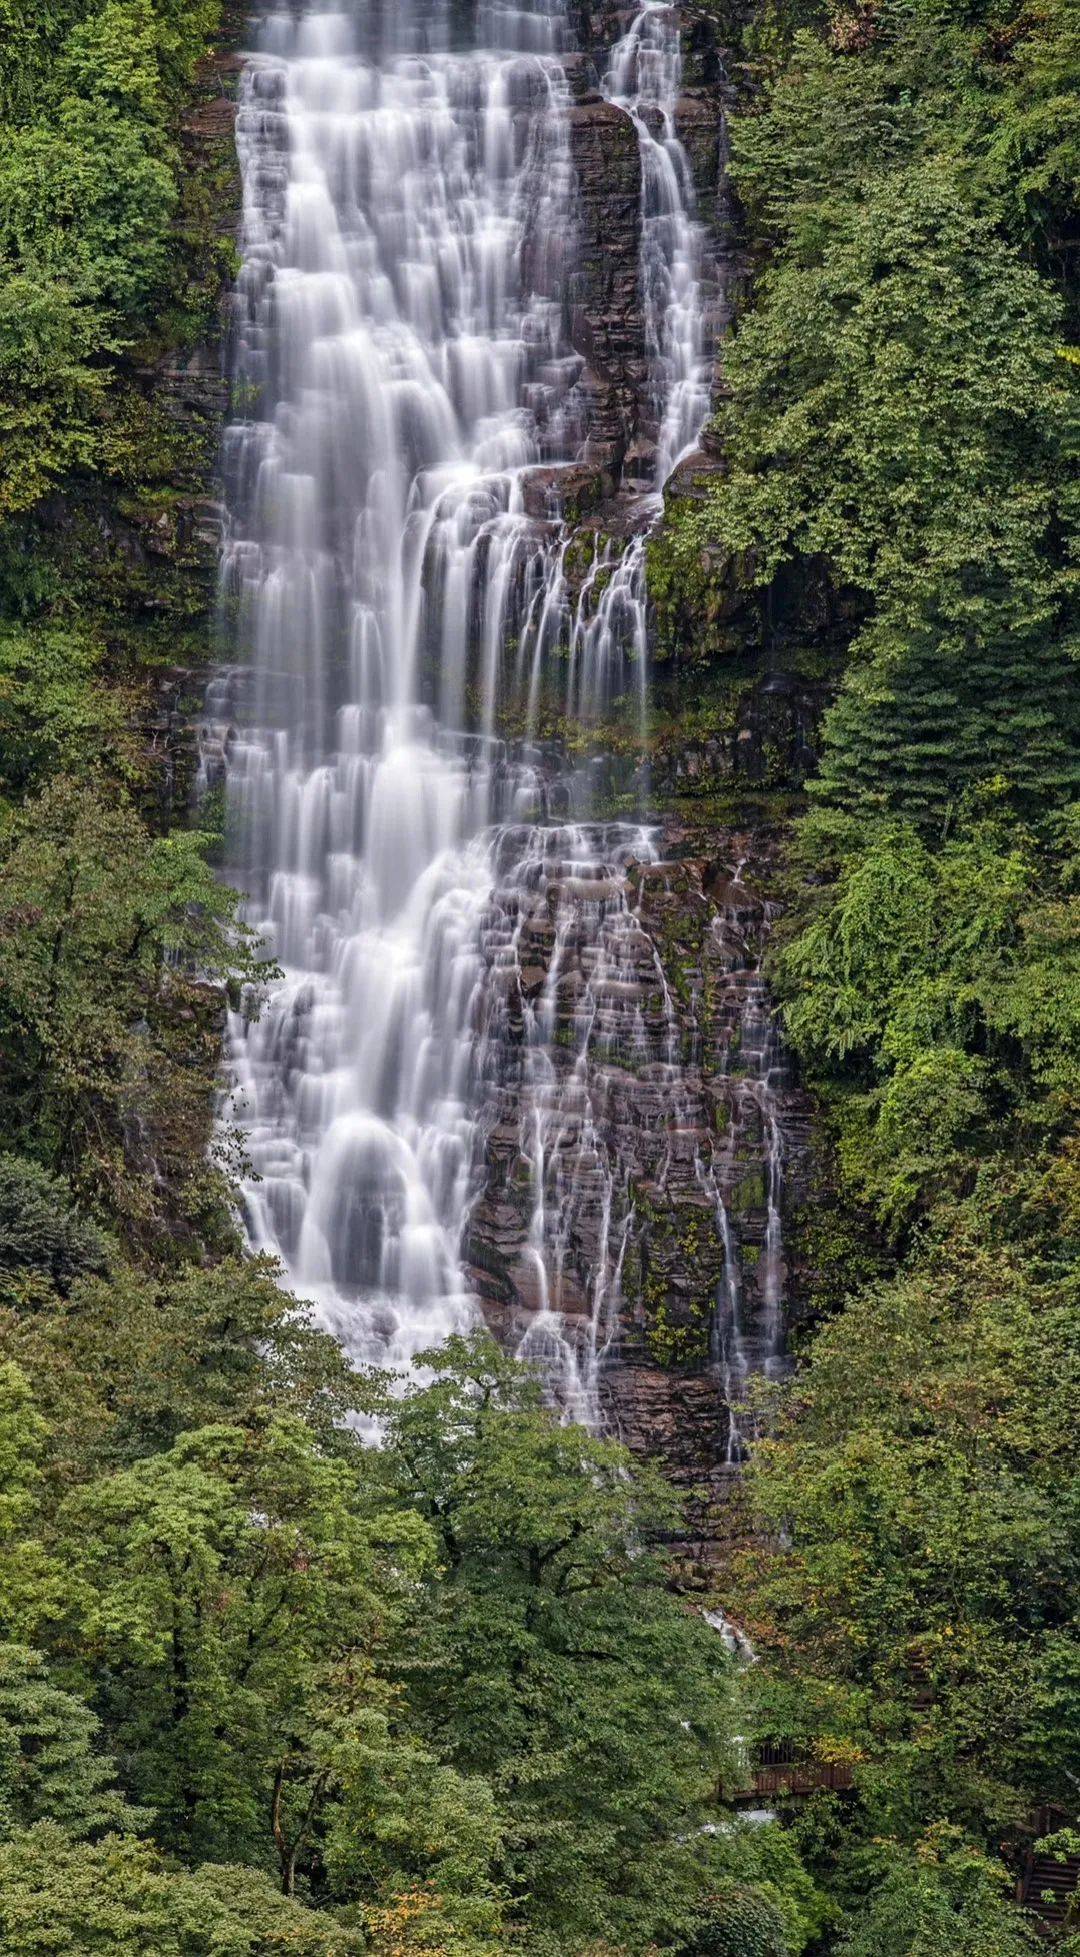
211;0;786;1438
477;817;677;1427
218;0;590;1372
490;1;719;1413
698;865;790;1463
604;1;712;488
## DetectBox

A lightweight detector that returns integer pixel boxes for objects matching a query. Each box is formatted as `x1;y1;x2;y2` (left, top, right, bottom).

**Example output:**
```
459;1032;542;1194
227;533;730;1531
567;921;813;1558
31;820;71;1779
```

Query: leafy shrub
683;1887;788;1957
0;1154;107;1296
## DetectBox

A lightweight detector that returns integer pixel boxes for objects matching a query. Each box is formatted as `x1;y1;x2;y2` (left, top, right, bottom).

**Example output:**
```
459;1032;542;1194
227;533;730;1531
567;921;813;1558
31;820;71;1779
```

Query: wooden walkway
731;1757;1080;1934
730;1740;856;1802
1017;1848;1080;1929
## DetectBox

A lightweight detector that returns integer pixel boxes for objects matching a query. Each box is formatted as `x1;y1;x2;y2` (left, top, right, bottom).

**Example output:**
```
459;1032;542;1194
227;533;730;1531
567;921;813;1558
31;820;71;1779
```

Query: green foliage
53;1417;433;1866
737;1217;1080;1838
691;0;1080;1383
0;1154;107;1299
0;1644;140;1842
973;0;1080;269
716;51;1080;1858
0;1362;63;1641
0;108;175;322
679;1820;832;1957
838;1829;1038;1957
0;1307;807;1956
0;0;222;515
700;165;1079;829
0;1256;356;1470
0;776;269;1241
654;1;1080;830
717;163;1067;600
0;622;136;804
317;1714;505;1949
683;1889;787;1957
372;1335;751;1951
0;1824;362;1955
0;275;105;515
775;816;1080;1221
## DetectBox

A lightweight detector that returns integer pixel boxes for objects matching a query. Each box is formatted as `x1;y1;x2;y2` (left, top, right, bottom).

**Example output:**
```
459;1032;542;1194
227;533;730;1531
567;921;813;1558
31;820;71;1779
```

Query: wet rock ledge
465;810;816;1519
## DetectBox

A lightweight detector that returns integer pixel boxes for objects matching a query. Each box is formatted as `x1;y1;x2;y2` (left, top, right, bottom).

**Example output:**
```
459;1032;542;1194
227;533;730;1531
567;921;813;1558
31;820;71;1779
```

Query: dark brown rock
566;97;647;477
468;820;816;1501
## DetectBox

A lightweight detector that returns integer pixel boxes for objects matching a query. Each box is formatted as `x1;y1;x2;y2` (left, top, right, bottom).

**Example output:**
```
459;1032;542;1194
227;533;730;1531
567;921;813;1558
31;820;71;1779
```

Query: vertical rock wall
460;5;826;1504
466;809;818;1524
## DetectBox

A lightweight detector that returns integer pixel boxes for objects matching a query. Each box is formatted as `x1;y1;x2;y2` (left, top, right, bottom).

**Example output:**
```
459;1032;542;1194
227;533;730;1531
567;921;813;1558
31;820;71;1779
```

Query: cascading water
698;863;789;1462
604;0;712;488
212;0;790;1445
475;819;679;1427
485;0;720;1410
218;0;589;1371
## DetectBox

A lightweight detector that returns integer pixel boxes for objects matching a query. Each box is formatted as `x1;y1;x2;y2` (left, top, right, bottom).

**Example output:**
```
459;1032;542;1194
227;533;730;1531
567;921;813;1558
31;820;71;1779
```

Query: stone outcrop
457;0;825;1484
566;73;649;480
466;813;816;1509
560;4;741;487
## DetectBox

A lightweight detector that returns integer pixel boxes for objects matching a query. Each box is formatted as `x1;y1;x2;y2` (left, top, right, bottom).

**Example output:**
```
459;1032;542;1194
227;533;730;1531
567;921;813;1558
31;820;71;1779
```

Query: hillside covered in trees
701;0;1080;1945
0;0;1077;1951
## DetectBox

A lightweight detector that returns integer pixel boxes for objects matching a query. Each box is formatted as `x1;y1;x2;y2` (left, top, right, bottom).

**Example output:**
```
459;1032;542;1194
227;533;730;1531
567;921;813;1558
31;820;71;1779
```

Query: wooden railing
751;1758;856;1797
731;1740;856;1801
1016;1811;1080;1930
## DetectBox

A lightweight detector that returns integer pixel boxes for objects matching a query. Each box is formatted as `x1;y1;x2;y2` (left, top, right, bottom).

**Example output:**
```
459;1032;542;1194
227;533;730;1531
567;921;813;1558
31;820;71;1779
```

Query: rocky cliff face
464;807;817;1528
560;3;743;490
565;61;648;480
192;0;826;1504
451;5;828;1505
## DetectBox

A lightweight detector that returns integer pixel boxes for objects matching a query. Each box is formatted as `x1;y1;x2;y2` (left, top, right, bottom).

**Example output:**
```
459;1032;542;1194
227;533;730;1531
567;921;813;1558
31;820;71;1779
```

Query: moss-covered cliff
0;0;251;1248
0;0;243;829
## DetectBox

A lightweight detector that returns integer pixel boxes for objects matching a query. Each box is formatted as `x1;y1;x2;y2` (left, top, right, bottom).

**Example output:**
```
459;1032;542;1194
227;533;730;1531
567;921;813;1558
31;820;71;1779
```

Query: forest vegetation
0;0;1076;1952
693;0;1080;1949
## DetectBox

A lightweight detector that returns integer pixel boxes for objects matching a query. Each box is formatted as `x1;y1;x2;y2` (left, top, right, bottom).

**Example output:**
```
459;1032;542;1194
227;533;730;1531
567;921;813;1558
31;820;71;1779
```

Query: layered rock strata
465;813;815;1502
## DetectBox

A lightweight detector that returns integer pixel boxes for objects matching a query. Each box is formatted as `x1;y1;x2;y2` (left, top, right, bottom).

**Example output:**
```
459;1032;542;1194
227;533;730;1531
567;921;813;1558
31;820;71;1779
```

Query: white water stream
605;1;712;487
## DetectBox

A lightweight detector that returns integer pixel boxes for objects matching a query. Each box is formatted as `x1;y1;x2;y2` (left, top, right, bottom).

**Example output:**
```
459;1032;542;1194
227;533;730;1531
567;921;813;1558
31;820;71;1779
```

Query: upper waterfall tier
604;2;711;486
